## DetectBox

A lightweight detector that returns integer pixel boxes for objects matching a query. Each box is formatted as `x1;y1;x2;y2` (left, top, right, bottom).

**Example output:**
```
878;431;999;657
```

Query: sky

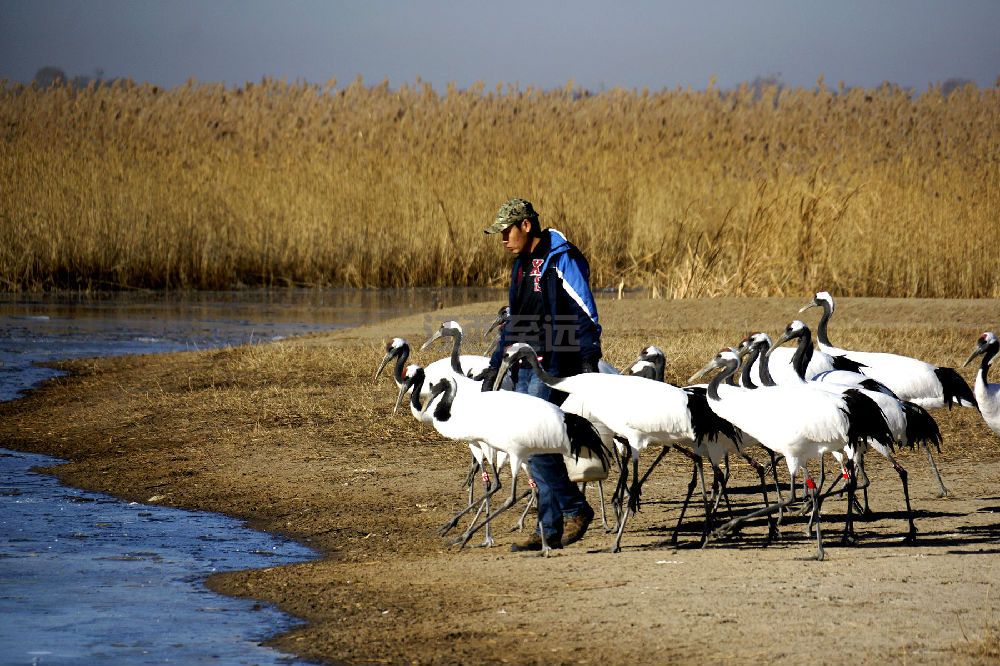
1;0;998;92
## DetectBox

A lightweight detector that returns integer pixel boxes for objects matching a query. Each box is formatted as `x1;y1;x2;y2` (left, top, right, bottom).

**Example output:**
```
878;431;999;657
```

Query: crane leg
478;465;495;547
807;473;825;561
855;453;870;515
610;453;641;553
637;445;670;488
459;475;532;551
922;441;949;498
840;459;858;546
890;457;918;543
580;479;610;530
453;459;501;546
671;460;700;546
740;453;778;543
672;445;711;547
807;458;827;533
511;485;537;532
609;443;631;532
464;456;480;504
714;465;735;522
597;479;609;529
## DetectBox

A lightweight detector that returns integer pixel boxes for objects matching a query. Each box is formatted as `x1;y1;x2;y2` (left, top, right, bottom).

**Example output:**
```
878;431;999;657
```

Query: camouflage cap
484;198;539;235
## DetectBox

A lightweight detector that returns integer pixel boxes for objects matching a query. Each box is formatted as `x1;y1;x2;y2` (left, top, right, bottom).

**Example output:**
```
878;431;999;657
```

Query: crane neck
758;344;777;387
431;380;457;422
393;344;411;385
741;346;760;389
981;343;999;386
707;360;739;401
409;370;426;413
791;331;814;380
650;358;666;383
516;349;564;389
816;302;834;347
447;332;465;375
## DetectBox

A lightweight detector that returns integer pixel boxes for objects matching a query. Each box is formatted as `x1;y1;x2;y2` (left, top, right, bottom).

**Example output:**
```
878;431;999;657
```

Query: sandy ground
2;297;999;665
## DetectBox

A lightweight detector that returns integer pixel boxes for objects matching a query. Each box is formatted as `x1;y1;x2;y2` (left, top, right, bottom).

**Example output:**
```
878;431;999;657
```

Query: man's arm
553;250;602;366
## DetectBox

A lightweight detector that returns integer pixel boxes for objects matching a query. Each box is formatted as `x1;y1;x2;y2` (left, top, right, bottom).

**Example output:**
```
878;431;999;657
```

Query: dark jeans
515;366;591;539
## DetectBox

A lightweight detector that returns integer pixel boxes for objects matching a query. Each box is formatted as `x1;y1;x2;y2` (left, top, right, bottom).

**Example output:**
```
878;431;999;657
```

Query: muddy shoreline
2;297;999;664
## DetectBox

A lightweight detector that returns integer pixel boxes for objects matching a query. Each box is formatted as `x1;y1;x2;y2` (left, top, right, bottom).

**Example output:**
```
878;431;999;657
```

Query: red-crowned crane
771;320;942;543
964;332;1000;437
421;375;611;555
690;349;894;560
800;291;977;410
420;320;493;379
496;342;739;553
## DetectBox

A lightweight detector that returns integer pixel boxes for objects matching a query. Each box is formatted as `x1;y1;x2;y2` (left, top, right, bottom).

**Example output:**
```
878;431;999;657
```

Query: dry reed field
2;79;998;295
2;297;999;664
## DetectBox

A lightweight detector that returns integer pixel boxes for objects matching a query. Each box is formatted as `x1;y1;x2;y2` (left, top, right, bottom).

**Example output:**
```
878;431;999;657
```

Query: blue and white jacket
490;229;603;376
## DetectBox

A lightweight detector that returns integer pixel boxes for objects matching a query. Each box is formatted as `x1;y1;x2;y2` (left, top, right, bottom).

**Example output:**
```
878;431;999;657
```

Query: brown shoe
510;533;562;552
561;509;594;547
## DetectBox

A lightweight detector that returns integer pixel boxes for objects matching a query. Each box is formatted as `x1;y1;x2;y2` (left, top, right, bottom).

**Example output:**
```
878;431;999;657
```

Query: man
481;198;602;552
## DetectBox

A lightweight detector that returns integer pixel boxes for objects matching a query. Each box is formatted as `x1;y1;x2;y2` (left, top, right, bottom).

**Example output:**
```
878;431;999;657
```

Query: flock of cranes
374;292;997;560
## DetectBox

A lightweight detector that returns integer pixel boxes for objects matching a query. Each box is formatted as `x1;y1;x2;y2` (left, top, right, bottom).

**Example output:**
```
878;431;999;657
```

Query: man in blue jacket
481;198;602;552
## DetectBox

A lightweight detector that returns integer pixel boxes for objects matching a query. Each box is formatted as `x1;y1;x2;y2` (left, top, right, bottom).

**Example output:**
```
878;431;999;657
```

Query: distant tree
34;67;66;88
940;78;975;96
739;73;784;106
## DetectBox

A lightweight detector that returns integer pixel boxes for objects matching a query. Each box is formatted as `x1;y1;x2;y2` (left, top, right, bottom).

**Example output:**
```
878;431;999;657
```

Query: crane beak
420;382;446;419
485;336;500;357
392;378;412;415
494;359;513;391
964;345;986;367
798;299;819;313
373;352;393;381
419;330;444;351
484;311;507;338
688;359;717;384
768;332;793;353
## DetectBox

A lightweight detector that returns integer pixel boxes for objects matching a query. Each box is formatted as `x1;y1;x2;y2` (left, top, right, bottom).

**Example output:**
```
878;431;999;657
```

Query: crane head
374;338;408;381
965;331;998;367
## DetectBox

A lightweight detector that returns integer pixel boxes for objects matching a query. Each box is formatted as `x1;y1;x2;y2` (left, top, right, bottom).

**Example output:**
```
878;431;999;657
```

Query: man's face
501;220;531;255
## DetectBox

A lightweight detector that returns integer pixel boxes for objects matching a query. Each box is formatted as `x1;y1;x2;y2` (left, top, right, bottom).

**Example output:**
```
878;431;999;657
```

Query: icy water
0;288;501;665
0;449;316;665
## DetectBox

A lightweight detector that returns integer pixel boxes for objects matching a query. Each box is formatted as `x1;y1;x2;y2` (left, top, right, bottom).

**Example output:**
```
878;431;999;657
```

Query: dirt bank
2;297;998;664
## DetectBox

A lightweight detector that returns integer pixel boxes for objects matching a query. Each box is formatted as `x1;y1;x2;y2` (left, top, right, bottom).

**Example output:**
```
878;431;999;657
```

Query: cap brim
483;222;514;235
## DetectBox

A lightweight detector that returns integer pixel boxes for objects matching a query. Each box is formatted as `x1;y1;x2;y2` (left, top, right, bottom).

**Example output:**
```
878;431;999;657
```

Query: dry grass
1;79;998;295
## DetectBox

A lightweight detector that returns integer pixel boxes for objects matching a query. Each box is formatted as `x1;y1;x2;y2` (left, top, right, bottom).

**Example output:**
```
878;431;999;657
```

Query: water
0;288;502;401
0;450;315;665
0;288;501;665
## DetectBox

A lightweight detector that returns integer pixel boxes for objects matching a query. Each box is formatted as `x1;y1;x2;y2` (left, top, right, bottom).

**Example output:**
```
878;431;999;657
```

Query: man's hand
477;365;500;391
580;357;600;374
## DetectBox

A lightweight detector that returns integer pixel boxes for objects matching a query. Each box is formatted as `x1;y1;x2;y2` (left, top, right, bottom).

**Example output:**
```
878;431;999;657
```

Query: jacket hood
546;228;571;255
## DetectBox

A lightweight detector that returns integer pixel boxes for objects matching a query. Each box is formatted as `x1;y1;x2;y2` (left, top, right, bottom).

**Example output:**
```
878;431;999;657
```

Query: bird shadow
626;498;1000;554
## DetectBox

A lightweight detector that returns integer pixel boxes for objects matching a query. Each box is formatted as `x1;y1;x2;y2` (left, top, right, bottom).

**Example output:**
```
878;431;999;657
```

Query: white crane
771;320;942;543
391;364;517;547
624;344;779;544
421;375;611;555
496;342;740;552
690;349;894;560
421;320;493;379
375;339;510;542
800;291;977;410
964;332;1000;437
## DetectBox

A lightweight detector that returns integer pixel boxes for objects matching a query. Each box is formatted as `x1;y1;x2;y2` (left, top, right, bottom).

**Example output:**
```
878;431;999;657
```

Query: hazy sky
2;0;998;91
